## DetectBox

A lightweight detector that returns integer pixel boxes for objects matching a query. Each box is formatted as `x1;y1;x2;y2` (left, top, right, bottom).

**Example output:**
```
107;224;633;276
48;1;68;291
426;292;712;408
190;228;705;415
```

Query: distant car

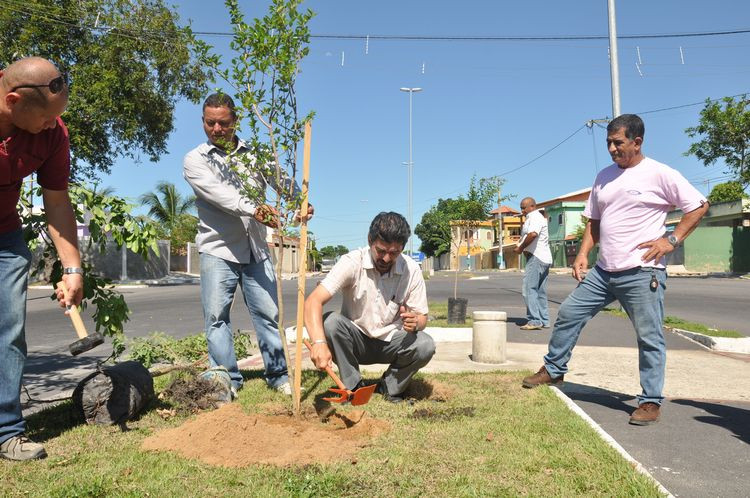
320;258;336;272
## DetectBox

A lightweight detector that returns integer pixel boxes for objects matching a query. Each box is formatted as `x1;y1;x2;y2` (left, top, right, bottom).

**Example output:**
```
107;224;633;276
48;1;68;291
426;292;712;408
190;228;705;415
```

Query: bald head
0;57;68;135
2;57;67;108
520;197;536;209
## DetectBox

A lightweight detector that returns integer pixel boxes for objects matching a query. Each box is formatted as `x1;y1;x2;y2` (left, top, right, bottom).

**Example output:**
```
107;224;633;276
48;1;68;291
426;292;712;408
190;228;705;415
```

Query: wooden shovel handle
303;338;347;391
57;281;87;340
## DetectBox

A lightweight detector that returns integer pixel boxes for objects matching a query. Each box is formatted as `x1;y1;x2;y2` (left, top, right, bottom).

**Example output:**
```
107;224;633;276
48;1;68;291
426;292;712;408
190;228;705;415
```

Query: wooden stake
293;121;312;416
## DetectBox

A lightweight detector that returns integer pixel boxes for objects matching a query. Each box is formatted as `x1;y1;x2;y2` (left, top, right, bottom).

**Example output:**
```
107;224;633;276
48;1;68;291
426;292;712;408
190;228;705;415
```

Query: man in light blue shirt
184;93;312;396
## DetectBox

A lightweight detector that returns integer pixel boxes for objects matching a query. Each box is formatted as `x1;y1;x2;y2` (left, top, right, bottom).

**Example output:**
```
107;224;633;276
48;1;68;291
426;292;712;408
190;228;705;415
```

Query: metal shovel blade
323;383;378;406
349;383;377;406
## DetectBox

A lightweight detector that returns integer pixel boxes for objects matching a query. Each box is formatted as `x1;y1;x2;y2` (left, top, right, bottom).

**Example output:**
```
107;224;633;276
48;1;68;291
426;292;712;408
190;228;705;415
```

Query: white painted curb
550;387;673;497
667;327;750;354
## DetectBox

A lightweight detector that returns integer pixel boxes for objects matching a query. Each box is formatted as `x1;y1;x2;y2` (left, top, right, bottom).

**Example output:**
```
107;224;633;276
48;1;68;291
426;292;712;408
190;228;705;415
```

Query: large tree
415;175;507;257
0;0;213;178
685;95;750;186
139;181;197;254
707;181;749;204
139;181;196;229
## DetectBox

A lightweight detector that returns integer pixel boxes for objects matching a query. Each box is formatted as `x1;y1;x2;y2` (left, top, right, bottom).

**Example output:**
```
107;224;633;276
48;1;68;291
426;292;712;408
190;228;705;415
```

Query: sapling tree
20;183;161;358
204;0;315;411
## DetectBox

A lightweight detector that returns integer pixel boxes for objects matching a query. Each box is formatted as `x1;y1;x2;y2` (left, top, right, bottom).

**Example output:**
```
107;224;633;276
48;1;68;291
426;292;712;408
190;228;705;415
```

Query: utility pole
607;0;621;118
496;186;505;269
400;87;422;257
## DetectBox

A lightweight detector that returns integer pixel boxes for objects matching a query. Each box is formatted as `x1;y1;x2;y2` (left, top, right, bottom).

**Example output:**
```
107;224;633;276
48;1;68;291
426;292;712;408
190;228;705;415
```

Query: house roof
537;187;591;208
489;205;520;215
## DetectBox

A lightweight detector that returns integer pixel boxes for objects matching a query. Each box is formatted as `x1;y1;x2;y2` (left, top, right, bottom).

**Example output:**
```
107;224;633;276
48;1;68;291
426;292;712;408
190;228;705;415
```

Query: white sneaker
276;382;292;395
274;382;304;396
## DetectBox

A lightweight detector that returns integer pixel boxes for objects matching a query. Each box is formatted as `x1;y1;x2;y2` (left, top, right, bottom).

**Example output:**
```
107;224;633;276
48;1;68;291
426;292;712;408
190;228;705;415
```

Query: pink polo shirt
584;157;706;272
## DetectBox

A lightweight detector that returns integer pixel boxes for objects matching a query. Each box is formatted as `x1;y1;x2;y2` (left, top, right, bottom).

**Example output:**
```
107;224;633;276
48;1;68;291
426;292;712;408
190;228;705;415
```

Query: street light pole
607;0;621;118
400;87;422;257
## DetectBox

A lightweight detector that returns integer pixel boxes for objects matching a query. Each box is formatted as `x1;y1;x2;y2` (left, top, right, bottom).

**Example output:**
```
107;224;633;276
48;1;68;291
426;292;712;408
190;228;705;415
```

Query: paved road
25;271;749;354
561;383;750;498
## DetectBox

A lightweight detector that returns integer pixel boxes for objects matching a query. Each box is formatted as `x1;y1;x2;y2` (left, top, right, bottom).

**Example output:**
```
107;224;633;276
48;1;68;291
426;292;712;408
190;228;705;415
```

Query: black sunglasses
10;74;67;94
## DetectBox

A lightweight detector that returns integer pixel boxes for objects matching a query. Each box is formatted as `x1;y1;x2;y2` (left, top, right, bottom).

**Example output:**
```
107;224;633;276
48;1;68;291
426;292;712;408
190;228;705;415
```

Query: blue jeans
200;253;288;390
0;229;32;444
544;265;667;405
522;254;550;327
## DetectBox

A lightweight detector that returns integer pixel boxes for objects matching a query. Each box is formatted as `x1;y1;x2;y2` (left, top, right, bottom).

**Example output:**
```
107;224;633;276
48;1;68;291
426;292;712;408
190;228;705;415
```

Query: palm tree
139;181;196;230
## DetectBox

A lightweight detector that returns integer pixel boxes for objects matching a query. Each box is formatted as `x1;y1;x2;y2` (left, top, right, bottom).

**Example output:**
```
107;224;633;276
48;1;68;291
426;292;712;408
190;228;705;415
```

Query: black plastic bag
72;361;154;425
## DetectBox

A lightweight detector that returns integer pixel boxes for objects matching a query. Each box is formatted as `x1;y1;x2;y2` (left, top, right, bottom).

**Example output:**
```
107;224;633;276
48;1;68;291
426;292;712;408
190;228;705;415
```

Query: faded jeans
0;229;32;444
522;254;550;327
200;252;288;390
544;265;667;405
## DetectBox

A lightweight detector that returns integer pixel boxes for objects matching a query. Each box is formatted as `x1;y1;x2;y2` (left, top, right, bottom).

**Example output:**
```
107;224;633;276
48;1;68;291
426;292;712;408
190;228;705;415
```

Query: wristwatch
666;234;680;247
63;267;84;275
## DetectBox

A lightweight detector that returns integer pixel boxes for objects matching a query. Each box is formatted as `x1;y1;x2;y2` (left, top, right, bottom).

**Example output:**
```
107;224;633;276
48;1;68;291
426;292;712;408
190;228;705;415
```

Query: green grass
428;301;473;328
1;371;663;497
602;307;743;338
663;316;743;338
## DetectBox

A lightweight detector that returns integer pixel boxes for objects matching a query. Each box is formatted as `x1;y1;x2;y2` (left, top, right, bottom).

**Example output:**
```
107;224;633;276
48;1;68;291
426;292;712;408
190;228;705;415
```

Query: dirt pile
141;403;389;467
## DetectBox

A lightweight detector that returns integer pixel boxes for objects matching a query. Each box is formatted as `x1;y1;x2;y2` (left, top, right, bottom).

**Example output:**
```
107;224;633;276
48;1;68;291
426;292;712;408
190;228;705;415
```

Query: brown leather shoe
629;402;661;425
522;366;564;388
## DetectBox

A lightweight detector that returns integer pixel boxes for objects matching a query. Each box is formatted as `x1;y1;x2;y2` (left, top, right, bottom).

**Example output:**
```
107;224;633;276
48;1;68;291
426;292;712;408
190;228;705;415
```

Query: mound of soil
141;404;389;467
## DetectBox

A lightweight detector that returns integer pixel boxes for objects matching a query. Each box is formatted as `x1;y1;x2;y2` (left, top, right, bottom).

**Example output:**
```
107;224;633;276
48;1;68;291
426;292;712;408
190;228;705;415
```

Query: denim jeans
544;265;667;405
200;252;288;390
522;254;550;327
0;229;32;444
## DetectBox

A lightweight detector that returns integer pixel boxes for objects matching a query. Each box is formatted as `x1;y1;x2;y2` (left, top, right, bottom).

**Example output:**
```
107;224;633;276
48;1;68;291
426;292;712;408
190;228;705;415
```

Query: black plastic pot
447;297;468;324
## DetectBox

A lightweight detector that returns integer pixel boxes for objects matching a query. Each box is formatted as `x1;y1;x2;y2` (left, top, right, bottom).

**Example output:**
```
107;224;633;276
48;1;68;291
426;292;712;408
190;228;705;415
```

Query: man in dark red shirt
0;57;82;461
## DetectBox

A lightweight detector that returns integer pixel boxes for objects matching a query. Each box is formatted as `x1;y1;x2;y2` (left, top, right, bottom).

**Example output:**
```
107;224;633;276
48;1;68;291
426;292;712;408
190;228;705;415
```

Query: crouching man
304;212;434;403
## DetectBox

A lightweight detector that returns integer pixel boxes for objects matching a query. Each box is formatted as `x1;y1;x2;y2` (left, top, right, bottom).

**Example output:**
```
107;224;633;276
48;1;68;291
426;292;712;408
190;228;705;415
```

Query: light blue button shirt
183;139;299;264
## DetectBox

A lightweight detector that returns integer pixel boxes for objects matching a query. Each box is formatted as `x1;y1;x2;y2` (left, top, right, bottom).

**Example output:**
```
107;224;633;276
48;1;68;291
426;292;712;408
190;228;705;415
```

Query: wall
31;237;170;281
731;226;750;273
684;226;733;273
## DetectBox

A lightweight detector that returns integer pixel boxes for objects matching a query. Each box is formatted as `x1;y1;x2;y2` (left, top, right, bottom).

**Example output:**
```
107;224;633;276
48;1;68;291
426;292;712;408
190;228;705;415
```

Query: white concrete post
472;311;507;363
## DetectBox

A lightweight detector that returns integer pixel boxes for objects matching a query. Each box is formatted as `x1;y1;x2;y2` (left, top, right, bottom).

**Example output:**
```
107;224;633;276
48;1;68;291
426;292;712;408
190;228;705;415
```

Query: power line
2;2;749;45
196;29;750;42
636;92;748;115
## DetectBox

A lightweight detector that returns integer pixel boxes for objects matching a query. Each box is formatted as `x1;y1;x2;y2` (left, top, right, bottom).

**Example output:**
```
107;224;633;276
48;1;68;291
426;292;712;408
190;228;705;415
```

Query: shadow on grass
24;400;84;443
671;399;750;445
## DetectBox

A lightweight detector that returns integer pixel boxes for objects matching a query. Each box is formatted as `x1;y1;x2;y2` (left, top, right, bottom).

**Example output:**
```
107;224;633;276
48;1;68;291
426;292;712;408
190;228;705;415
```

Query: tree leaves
0;0;213;179
685;95;750;186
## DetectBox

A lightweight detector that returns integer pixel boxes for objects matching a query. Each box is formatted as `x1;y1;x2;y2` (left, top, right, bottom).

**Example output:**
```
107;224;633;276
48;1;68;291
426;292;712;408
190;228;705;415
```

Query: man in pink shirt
522;114;709;426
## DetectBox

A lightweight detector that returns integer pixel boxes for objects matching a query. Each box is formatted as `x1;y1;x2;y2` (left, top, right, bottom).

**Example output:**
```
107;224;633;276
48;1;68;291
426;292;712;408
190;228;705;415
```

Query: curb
667;327;750;354
549;387;673;497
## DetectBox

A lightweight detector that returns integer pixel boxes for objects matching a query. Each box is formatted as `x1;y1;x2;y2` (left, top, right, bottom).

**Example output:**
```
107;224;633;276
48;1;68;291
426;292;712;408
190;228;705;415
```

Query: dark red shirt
0;117;70;234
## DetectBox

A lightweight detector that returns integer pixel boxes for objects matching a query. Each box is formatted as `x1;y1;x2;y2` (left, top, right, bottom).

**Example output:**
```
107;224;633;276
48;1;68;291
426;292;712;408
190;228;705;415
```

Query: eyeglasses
10;75;67;95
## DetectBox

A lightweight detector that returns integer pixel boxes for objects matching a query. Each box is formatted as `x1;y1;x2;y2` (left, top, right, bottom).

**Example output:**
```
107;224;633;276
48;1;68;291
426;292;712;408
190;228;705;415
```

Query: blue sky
99;0;750;251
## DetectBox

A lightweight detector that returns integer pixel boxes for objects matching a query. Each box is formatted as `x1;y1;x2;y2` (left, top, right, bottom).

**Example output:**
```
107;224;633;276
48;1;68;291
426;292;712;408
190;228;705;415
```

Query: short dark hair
203;92;237;119
607;114;645;141
368;212;410;247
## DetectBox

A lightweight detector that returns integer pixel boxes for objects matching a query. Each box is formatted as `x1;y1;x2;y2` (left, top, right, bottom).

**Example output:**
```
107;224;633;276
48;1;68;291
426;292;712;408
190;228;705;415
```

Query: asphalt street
25;271;750;354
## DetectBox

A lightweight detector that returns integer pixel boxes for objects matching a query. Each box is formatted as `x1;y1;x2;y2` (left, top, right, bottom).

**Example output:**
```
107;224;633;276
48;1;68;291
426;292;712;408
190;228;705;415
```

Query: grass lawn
602;307;743;338
428;301;473;328
663;316;743;338
1;371;662;497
